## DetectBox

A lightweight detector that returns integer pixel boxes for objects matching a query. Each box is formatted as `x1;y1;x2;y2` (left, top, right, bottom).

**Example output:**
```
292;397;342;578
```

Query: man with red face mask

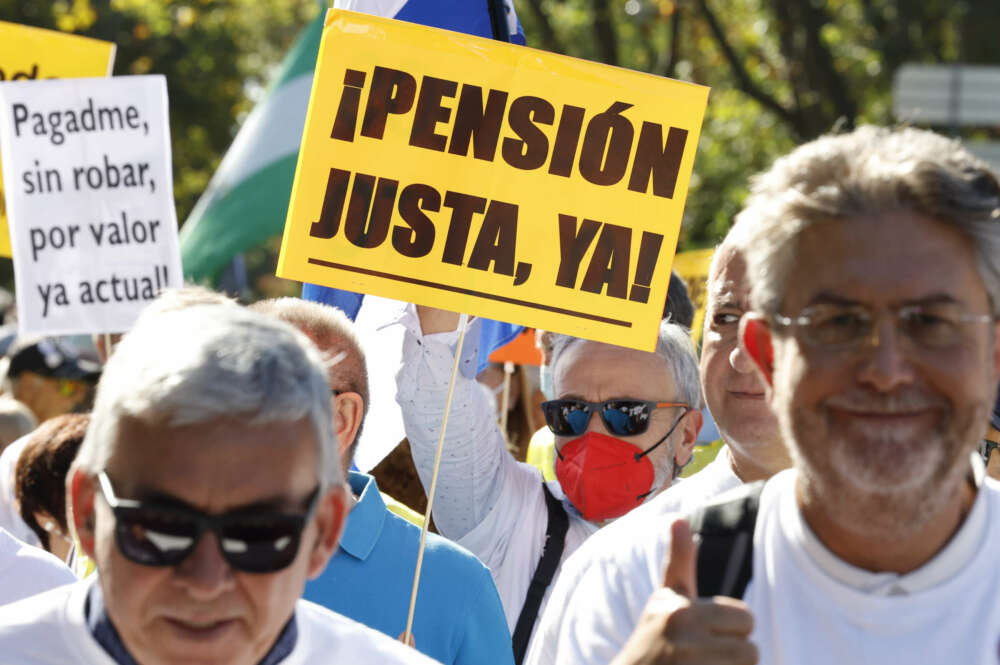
395;306;702;659
524;223;792;665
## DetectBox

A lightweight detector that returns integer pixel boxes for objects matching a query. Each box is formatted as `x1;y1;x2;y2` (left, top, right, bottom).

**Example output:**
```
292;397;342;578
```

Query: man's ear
332;392;364;460
306;486;350;580
673;409;703;468
67;467;97;559
740;314;775;387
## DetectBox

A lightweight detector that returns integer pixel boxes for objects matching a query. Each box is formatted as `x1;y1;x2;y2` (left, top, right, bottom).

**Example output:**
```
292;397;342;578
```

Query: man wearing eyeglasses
568;125;1000;665
0;305;435;665
396;305;702;657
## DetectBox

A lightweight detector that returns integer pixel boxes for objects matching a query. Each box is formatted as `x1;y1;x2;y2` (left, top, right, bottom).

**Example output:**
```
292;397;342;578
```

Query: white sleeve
396;306;599;632
394;306;521;540
0;529;77;606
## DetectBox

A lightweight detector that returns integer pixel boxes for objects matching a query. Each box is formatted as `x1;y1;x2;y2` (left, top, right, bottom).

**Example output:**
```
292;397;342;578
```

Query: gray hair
249;298;370;461
737;125;1000;316
135;285;237;319
75;304;340;488
549;322;703;410
248;298;368;405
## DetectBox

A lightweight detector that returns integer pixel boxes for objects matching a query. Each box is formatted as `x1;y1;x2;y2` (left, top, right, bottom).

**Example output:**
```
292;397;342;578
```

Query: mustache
823;389;948;414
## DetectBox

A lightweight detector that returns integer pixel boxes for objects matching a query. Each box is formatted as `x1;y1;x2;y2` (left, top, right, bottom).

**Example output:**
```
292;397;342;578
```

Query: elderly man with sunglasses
0;304;435;665
396;305;702;658
553;126;1000;665
251;297;513;665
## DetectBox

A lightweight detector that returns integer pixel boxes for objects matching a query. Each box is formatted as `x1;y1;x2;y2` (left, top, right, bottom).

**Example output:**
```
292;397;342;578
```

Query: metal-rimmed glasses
771;301;994;350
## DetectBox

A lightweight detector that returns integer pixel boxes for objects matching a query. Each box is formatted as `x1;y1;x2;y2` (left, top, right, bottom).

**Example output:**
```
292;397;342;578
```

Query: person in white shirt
0;526;75;606
0;434;39;547
526;223;792;664
396;306;703;653
0;302;435;665
565;125;1000;665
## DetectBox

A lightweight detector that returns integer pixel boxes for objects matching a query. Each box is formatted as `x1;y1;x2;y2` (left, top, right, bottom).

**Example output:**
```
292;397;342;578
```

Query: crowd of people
0;124;998;665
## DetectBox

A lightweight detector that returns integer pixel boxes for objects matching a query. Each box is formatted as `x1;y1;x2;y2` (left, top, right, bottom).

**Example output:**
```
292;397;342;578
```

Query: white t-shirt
0;575;438;664
548;467;1000;665
0;435;38;547
395;309;596;634
525;449;741;665
0;527;75;606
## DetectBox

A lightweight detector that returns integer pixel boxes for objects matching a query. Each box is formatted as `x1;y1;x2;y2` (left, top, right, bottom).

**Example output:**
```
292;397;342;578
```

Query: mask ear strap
635;487;656;501
634;410;689;462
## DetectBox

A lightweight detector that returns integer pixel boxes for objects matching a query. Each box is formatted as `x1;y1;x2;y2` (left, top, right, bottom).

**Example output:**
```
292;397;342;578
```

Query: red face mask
555;431;656;522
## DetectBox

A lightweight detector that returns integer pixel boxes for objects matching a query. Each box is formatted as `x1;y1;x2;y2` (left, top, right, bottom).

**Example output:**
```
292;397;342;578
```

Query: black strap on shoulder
511;483;569;664
687;480;765;599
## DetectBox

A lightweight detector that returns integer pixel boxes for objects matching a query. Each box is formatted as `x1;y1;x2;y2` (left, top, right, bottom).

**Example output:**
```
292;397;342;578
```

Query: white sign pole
403;312;470;645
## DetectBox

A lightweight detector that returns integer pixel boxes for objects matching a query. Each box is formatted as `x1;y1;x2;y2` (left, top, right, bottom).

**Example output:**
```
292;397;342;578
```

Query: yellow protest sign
0;21;116;258
671;247;715;344
278;10;709;351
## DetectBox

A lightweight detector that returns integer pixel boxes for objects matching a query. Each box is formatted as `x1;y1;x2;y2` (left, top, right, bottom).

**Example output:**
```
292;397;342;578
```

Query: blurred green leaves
517;0;1000;250
3;0;998;272
0;0;320;225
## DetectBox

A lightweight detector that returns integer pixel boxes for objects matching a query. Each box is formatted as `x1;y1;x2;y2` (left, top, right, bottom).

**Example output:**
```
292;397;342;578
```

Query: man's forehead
707;252;750;307
556;339;673;394
708;278;748;303
786;212;989;310
105;416;319;510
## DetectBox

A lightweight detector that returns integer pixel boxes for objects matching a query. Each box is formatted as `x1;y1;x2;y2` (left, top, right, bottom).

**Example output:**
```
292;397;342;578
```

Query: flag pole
487;0;511;41
404;312;470;644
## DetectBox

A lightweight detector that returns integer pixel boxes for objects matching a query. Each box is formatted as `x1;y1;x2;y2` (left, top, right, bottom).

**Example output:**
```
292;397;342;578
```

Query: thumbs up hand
611;519;758;665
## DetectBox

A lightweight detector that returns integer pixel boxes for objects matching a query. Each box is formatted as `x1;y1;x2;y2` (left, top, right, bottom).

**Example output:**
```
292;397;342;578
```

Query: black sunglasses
541;399;689;437
97;471;320;574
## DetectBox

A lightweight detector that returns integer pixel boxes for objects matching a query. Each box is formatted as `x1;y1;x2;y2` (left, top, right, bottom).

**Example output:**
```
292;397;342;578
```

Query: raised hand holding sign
612;520;758;665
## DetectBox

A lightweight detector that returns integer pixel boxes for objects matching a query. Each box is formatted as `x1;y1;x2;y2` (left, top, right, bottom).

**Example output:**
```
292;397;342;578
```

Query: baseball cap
7;337;101;383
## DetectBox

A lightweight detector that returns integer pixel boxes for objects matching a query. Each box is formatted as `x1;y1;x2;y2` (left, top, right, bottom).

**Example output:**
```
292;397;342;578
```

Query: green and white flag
179;15;323;282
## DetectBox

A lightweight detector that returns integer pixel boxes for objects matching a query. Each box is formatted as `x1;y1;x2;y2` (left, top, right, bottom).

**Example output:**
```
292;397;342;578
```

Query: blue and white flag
335;0;525;43
306;0;526;471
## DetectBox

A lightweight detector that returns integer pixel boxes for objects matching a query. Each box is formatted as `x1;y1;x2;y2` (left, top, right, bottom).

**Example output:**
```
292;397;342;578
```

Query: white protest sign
0;74;181;335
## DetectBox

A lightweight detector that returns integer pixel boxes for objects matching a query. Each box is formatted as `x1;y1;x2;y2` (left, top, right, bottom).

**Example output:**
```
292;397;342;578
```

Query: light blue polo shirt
305;473;513;665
